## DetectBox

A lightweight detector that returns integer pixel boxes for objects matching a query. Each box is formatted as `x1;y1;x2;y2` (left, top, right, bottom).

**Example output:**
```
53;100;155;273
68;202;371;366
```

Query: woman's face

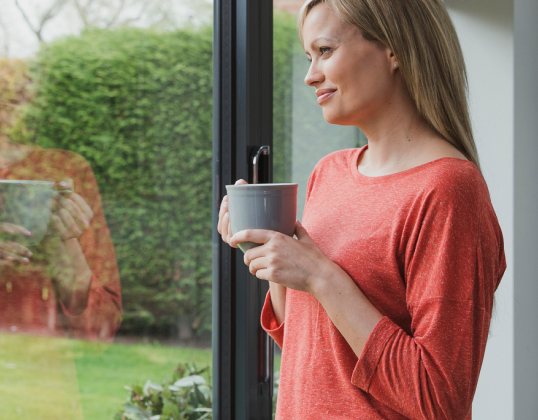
303;3;397;126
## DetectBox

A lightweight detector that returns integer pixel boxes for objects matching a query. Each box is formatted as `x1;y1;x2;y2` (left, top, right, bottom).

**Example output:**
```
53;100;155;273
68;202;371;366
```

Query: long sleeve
350;170;506;419
257;148;506;419
59;155;123;340
260;290;285;348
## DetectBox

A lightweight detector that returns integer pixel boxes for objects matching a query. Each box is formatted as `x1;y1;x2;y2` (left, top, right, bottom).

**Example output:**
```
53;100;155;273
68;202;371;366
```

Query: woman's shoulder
419;158;487;197
311;147;359;175
410;158;498;225
32;146;91;169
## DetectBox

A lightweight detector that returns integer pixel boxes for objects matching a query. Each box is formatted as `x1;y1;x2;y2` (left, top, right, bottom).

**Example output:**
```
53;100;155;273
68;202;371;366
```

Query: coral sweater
261;147;506;420
0;147;122;341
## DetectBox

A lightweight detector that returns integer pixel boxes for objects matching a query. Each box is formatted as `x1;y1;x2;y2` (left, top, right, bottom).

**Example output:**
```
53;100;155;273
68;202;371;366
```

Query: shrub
114;363;212;420
10;14;296;340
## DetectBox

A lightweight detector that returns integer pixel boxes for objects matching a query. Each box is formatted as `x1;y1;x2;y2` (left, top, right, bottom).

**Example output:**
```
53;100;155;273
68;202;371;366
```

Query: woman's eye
319;47;332;56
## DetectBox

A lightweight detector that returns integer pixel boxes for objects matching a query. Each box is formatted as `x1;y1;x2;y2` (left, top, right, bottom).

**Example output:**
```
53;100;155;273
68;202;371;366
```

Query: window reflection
0;140;122;341
0;1;213;417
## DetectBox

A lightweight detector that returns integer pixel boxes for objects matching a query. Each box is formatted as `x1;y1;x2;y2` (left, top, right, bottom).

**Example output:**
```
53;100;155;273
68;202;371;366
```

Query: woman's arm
235;223;382;355
232;195;504;420
42;236;92;315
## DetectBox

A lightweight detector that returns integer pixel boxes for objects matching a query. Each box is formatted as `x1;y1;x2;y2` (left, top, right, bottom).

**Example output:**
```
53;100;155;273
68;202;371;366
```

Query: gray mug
225;183;298;253
0;180;68;247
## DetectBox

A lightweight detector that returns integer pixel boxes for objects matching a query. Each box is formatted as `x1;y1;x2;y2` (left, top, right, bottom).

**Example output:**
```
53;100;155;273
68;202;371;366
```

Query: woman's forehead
303;5;358;46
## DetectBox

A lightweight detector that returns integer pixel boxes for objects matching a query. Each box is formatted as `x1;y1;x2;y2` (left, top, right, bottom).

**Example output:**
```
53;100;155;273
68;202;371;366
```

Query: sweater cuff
351;316;400;392
260;290;285;348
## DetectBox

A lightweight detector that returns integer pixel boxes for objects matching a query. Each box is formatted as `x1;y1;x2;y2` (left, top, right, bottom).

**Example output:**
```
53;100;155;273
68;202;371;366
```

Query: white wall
514;0;538;418
448;0;538;418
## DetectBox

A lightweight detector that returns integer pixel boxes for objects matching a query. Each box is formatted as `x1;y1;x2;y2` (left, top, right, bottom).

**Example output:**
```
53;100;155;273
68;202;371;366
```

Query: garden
0;10;294;419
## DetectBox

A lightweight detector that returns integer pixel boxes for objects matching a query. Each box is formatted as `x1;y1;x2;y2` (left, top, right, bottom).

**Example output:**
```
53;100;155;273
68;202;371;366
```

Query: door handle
252;146;270;185
251;145;274;392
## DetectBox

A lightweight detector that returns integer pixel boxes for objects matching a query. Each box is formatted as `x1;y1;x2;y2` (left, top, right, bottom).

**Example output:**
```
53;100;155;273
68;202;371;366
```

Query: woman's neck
357;91;465;177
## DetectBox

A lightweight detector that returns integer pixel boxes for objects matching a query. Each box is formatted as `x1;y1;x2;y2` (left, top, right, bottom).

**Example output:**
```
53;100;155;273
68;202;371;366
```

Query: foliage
12;26;214;339
7;14;296;339
0;58;34;141
273;11;296;183
114;363;212;420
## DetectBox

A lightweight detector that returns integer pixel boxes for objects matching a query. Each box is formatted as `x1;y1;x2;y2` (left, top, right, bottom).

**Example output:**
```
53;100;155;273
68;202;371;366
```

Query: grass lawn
0;334;281;419
0;334;211;420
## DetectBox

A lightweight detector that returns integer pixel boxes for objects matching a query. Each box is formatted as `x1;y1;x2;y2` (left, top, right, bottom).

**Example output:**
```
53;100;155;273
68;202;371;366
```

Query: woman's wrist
309;258;346;299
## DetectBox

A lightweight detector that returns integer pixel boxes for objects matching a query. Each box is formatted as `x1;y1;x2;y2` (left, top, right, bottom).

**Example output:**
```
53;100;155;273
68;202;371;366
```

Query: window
0;1;213;418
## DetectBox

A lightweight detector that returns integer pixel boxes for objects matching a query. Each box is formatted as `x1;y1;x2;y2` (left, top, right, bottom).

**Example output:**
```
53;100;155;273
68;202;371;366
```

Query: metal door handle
252;146;270;184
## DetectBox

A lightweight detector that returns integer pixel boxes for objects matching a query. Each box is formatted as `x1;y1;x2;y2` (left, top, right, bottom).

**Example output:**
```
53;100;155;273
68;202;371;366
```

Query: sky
0;0;212;58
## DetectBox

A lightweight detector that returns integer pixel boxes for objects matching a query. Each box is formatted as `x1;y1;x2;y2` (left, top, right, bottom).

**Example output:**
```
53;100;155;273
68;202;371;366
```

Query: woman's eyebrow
309;36;339;47
305;35;339;54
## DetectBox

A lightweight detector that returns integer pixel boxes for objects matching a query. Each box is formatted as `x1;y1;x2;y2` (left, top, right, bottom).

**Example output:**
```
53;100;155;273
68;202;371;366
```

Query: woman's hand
0;223;32;266
217;179;247;246
50;179;94;241
229;221;335;295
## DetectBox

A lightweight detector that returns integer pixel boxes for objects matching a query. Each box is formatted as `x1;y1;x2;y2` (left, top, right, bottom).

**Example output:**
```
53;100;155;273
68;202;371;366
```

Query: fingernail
22;258;30;263
6;256;14;261
27;251;33;257
59;181;68;187
23;230;31;236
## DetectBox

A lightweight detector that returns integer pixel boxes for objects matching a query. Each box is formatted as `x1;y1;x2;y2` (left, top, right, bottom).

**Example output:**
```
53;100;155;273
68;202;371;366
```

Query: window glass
272;0;366;414
0;1;213;418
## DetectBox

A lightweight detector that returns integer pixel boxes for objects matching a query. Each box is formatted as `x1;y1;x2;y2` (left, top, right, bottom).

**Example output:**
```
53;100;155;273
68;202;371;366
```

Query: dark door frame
212;0;274;419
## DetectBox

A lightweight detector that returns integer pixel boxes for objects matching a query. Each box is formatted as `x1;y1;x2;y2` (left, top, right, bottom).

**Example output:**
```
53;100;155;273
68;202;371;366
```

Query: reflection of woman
0;138;122;341
219;0;505;418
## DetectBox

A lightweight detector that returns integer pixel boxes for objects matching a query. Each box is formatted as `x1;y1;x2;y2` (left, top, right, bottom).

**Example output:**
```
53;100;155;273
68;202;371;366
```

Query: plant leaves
172;375;205;388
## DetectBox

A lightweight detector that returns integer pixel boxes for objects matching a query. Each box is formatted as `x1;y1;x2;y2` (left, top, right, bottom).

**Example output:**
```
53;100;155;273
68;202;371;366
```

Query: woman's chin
322;110;355;126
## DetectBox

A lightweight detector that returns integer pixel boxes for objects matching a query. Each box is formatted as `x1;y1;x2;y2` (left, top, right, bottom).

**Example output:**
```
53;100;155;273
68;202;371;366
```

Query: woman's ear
388;49;398;71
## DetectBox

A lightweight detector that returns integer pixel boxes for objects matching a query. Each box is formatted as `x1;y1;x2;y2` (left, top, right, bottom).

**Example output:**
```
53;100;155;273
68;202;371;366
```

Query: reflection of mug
226;183;298;253
0;180;67;247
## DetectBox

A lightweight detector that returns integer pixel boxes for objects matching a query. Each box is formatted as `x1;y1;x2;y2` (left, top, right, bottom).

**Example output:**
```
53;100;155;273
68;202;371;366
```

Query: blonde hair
298;0;480;170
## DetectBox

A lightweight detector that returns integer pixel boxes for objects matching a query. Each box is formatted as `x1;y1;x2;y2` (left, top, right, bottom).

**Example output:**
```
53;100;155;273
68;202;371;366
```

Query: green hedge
14;17;296;340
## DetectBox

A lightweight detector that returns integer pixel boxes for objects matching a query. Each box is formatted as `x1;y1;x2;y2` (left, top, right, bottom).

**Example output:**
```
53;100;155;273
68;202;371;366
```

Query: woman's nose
304;61;324;86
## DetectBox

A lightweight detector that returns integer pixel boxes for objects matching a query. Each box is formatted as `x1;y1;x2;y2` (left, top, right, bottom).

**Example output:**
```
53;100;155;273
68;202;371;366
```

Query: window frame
212;0;274;419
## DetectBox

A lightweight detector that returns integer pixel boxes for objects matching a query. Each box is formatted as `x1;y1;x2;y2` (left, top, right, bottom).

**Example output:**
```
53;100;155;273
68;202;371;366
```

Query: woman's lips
316;89;336;105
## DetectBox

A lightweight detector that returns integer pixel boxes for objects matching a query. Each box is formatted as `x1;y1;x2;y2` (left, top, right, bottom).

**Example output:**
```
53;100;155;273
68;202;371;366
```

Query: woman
218;0;505;418
0;136;122;341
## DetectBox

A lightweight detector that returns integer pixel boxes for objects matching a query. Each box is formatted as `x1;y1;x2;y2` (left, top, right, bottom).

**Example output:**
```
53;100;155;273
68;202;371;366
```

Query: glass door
0;1;213;419
271;0;367;414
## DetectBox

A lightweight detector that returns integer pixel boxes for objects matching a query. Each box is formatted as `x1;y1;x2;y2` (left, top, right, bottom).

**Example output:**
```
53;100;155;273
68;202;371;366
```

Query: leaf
143;380;163;395
172;375;205;388
122;403;153;420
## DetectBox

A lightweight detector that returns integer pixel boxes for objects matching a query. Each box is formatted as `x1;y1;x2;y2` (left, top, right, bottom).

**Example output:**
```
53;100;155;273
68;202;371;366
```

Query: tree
13;0;69;43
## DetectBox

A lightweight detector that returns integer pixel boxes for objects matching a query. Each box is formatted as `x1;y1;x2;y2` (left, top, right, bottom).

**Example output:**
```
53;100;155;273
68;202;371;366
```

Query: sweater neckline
349;145;473;184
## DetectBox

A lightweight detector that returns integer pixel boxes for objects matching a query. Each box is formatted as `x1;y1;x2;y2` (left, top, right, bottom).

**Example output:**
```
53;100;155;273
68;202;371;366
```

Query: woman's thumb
295;220;312;242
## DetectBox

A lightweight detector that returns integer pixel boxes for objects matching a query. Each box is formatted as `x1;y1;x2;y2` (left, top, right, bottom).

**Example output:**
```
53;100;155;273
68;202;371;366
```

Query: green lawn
0;334;281;419
0;334;211;420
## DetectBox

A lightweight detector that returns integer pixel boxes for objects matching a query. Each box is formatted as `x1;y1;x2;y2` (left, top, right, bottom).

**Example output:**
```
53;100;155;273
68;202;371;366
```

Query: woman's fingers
0;240;32;263
0;223;33;264
66;192;93;221
0;222;31;237
217;195;228;235
218;179;247;246
56;195;90;232
230;229;275;248
57;208;83;239
57;178;74;191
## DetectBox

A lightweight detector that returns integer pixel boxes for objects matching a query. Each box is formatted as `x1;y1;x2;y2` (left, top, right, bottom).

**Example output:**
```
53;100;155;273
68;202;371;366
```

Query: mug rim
0;180;54;186
226;183;298;188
